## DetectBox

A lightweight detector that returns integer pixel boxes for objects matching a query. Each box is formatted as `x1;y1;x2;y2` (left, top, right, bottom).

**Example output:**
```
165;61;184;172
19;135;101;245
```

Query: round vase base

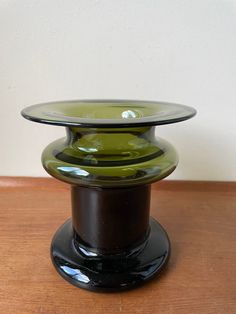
51;217;170;292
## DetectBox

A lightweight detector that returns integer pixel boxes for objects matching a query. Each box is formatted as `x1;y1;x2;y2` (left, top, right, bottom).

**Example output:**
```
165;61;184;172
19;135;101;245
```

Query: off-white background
0;0;235;181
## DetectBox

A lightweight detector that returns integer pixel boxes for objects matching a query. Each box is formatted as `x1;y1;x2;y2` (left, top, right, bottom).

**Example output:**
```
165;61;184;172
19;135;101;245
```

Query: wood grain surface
0;177;235;314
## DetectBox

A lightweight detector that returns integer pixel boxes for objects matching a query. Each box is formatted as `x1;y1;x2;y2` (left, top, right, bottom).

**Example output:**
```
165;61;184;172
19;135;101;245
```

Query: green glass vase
21;100;196;291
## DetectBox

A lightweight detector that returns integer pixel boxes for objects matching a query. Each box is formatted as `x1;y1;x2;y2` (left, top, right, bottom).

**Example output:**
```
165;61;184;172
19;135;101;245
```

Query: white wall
0;0;235;181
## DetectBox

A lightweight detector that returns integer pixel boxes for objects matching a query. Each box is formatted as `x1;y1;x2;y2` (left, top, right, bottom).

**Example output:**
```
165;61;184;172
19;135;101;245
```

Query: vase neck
65;126;156;163
66;126;155;140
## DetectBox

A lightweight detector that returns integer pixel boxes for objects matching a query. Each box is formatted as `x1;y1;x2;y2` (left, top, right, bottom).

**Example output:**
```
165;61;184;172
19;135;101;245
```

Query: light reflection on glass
58;166;89;177
61;266;90;283
122;110;137;119
78;147;98;153
79;246;98;257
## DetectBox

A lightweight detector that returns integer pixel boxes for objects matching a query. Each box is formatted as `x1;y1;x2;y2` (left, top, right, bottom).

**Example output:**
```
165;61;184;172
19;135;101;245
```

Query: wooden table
0;177;235;314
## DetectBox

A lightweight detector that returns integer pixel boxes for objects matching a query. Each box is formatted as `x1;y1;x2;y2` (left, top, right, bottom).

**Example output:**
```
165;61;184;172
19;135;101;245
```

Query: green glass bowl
22;100;196;187
21;99;196;292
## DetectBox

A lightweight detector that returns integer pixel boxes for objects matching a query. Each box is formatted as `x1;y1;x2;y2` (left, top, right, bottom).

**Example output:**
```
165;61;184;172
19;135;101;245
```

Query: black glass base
51;217;171;292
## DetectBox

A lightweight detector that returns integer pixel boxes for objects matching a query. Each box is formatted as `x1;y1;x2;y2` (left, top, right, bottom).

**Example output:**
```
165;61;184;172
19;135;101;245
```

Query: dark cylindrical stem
71;185;151;253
